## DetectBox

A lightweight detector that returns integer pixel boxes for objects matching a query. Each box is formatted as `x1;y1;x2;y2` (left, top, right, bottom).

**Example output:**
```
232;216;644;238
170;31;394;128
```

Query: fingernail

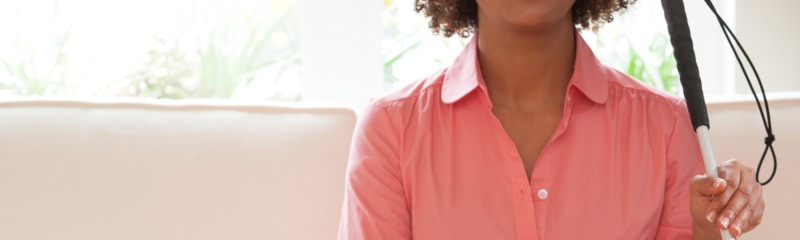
733;224;741;237
714;179;724;188
721;216;731;228
706;211;716;222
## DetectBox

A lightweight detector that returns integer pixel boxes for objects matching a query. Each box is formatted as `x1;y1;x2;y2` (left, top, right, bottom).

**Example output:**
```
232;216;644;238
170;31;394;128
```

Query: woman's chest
400;140;668;239
397;102;670;239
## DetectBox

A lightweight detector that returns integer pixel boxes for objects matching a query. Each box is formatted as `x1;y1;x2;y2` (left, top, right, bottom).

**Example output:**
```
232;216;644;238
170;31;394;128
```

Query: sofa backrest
1;93;797;239
0;98;357;240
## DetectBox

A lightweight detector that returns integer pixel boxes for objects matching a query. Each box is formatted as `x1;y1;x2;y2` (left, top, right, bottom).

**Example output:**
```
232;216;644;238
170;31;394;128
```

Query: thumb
691;174;727;196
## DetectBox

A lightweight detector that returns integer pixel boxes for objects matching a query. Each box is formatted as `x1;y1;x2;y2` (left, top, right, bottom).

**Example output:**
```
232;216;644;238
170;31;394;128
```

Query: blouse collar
441;28;609;105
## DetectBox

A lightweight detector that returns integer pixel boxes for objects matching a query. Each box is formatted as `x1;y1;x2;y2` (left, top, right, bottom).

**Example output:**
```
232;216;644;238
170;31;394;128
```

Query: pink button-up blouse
338;28;706;240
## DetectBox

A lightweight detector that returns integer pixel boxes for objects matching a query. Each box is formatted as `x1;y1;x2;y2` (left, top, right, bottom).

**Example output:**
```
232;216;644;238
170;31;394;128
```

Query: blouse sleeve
655;99;707;240
337;99;412;240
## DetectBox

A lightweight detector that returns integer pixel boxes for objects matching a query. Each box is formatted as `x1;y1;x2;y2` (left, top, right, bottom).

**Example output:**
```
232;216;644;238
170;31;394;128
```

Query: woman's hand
689;159;766;239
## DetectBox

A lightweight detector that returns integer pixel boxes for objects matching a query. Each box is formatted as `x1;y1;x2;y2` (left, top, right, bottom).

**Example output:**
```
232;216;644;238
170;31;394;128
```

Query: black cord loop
704;0;776;185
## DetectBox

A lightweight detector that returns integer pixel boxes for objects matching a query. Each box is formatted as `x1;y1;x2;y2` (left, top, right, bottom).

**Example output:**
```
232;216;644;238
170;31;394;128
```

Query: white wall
706;92;800;240
733;0;800;94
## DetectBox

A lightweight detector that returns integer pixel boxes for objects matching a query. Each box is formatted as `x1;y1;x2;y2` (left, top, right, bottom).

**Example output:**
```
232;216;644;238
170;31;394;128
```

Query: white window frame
300;0;385;112
685;0;738;95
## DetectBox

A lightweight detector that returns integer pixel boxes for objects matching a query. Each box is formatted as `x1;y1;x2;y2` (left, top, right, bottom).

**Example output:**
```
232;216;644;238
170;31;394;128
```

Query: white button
567;95;572;104
537;189;548;199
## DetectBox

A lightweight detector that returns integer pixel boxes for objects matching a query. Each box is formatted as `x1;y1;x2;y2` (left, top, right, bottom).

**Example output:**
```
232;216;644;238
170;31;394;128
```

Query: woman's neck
477;8;576;112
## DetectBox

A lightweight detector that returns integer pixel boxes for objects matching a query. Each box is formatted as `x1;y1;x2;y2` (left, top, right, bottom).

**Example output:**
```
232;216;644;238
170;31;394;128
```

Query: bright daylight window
0;0;300;101
2;0;736;103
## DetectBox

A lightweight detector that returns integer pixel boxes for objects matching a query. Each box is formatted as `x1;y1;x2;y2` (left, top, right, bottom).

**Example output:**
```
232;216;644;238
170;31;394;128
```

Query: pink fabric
338;29;706;240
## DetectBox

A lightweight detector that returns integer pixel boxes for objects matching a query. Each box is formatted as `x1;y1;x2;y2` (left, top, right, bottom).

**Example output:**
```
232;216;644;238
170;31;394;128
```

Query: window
0;0;301;100
0;0;741;110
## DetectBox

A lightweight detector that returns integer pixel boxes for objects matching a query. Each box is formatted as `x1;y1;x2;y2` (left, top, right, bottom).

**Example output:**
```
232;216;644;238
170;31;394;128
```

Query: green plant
383;37;424;83
622;32;679;94
382;30;468;84
117;0;300;99
381;1;467;84
0;20;97;96
1;1;300;100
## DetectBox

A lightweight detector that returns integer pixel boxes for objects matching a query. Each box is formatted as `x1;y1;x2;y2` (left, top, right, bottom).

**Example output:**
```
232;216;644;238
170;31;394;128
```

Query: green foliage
383;37;424;83
117;1;300;99
382;33;467;83
622;32;679;94
0;1;300;100
0;21;89;96
381;2;467;84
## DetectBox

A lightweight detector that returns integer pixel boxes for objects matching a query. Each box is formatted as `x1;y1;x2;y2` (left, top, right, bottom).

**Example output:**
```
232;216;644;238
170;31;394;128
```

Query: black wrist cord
703;0;776;185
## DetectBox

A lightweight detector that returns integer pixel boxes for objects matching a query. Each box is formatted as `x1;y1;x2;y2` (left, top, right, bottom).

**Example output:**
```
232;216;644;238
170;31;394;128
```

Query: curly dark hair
414;0;636;38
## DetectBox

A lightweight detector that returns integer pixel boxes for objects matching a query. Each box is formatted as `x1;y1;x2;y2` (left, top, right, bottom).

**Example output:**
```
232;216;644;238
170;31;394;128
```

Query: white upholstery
0;98;357;240
1;93;797;239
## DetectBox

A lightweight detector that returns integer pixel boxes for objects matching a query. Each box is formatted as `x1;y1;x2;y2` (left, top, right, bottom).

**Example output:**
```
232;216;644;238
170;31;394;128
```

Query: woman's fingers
698;159;766;237
717;161;762;232
691;174;727;198
729;198;753;237
692;174;727;222
740;192;766;234
706;160;741;225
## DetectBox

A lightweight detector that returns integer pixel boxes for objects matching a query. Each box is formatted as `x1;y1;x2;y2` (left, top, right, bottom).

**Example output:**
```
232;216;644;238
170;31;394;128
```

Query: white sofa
0;93;797;239
0;98;357;240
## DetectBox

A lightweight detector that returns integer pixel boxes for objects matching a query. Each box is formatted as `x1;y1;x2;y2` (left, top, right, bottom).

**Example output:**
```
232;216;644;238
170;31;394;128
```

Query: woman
338;0;765;239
